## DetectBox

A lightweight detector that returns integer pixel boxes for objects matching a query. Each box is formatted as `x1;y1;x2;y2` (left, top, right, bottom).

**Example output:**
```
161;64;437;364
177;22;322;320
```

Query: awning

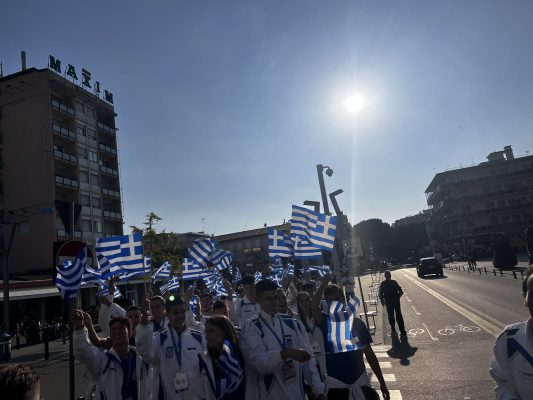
0;286;60;301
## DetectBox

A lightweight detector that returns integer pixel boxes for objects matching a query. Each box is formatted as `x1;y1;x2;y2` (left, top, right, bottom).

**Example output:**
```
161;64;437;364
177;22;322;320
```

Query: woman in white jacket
191;315;245;400
73;310;148;400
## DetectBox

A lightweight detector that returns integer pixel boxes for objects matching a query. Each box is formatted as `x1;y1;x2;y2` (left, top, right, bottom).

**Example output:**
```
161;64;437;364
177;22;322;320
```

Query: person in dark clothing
378;271;406;336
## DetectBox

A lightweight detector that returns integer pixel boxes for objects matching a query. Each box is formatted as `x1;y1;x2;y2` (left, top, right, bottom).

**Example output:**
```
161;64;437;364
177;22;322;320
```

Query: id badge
174;370;189;393
281;360;296;383
311;340;321;356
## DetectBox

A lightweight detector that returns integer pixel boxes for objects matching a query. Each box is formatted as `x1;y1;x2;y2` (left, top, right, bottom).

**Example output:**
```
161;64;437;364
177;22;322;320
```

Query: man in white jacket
232;275;261;329
136;295;206;400
73;311;148;400
240;279;326;400
490;265;533;400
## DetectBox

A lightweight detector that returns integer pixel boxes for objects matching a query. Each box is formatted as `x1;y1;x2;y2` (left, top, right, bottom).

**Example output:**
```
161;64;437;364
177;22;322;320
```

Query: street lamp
316;164;334;215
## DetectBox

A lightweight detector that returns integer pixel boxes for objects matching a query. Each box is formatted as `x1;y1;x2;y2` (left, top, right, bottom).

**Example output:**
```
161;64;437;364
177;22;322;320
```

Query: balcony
97;122;116;136
52;124;76;141
53;150;78;165
51;100;75;117
103;210;122;220
55;175;79;189
102;187;121;199
100;165;119;177
57;229;82;239
98;142;117;156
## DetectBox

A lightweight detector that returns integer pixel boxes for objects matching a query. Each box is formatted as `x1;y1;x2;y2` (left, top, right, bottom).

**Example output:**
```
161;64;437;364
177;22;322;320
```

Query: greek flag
97;285;122;298
189;295;200;314
211;249;232;271
268;265;283;287
153;261;171;281
293;238;322;259
214;340;244;399
160;276;180;294
182;258;211;281
268;228;294;258
56;246;87;301
309;264;331;277
119;255;152;282
96;233;144;279
254;271;263;283
290;205;337;251
204;273;228;297
322;296;361;353
188;238;217;268
232;266;242;283
283;263;295;278
81;265;105;287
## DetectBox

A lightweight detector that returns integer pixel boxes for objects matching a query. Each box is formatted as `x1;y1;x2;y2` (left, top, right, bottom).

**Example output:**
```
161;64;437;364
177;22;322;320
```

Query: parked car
418;257;444;278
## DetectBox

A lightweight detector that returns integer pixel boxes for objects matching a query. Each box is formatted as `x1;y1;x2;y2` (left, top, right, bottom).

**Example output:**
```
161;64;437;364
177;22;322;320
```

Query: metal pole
316;164;330;215
357;275;370;329
3;223;17;336
69;202;75;400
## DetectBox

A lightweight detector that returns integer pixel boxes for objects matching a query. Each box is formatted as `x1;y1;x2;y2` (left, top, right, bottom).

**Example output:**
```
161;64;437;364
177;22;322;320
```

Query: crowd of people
71;272;391;400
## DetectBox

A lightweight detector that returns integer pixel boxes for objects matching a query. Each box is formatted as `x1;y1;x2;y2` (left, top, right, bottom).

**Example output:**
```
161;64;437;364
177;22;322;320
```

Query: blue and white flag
232;266;242;283
187;238;217;268
96;233;144;279
211;249;232;271
309;264;331;278
214;340;244;399
97;285;122;299
160;276;180;294
203;273;228;298
81;265;105;287
290;205;337;251
182;258;211;281
293;238;323;259
322;295;360;353
268;228;294;258
56;246;87;301
254;271;263;283
283;263;295;278
119;255;152;282
189;295;200;314
268;266;283;287
153;261;172;281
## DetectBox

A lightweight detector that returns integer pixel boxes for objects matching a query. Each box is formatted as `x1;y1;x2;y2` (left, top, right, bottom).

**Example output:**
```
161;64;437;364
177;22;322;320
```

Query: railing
98;142;117;156
102;187;121;198
100;165;119;176
55;175;79;188
52;124;76;140
97;122;116;136
51;100;75;117
53;150;78;164
103;210;122;220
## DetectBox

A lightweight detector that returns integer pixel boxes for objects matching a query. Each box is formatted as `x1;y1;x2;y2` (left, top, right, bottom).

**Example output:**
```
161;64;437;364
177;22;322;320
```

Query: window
82;219;92;232
80;194;90;206
75;102;85;114
76;124;86;136
90;173;99;185
93;220;102;233
88;127;97;141
92;196;101;208
89;150;98;162
78;146;88;159
53;118;65;128
80;170;89;183
86;107;96;119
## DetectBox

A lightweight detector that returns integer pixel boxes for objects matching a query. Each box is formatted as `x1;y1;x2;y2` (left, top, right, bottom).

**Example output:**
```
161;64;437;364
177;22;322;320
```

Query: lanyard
259;315;287;349
169;327;183;369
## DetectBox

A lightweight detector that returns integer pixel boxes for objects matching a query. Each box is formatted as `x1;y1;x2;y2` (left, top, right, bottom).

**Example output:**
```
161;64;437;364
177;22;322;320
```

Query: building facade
0;60;124;330
425;146;533;255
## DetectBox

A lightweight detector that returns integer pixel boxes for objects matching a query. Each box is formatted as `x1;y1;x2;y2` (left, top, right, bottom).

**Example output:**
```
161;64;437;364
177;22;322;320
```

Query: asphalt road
370;265;530;400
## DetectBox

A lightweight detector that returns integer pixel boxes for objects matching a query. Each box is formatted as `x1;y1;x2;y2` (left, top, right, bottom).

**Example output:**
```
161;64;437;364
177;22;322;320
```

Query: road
360;265;530;400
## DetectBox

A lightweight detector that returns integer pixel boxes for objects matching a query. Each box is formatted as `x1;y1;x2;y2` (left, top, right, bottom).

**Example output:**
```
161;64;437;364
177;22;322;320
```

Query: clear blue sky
2;1;533;235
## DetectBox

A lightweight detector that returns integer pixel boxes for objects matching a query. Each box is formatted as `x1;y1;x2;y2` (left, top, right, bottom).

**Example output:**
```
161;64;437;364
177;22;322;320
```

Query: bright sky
2;1;533;235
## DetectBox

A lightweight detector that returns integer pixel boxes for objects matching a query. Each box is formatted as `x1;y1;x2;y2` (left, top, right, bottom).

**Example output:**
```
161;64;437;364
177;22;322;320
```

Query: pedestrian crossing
364;345;403;400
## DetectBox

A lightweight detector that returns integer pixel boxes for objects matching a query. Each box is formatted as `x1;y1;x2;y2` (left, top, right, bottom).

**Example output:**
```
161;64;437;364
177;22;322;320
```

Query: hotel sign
48;55;114;105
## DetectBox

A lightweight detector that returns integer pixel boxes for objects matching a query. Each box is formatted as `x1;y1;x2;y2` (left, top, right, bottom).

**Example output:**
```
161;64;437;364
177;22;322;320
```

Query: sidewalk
355;272;385;346
2;338;87;400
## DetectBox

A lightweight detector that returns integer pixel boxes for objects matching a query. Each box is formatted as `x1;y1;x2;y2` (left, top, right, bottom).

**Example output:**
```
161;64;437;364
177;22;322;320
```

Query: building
0;55;123;329
216;222;291;275
425;146;533;255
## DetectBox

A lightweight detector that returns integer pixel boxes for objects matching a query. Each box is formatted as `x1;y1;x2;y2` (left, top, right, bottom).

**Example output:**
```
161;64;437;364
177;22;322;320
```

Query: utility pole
68;202;75;400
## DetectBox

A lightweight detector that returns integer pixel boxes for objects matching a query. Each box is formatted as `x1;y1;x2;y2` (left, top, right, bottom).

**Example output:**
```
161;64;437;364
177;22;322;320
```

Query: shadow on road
387;335;417;366
421;275;448;280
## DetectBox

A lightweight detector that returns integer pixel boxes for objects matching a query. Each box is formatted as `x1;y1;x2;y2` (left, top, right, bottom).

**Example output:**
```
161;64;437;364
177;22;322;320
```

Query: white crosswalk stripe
371;373;397;382
364;347;403;399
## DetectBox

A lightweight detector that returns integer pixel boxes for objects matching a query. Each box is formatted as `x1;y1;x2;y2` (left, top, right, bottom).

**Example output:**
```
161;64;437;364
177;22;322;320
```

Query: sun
343;94;365;114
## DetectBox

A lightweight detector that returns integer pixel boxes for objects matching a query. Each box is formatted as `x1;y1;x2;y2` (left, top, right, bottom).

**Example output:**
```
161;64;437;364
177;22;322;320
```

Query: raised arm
311;274;332;325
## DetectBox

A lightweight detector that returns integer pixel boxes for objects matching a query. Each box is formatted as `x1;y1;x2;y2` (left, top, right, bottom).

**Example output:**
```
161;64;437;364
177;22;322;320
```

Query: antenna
201;217;205;233
243;217;249;231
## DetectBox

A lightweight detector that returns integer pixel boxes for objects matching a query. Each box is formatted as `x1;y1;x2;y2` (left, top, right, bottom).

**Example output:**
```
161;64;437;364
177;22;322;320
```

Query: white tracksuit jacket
232;296;261;328
239;311;325;400
490;319;533;400
73;329;148;400
136;324;206;400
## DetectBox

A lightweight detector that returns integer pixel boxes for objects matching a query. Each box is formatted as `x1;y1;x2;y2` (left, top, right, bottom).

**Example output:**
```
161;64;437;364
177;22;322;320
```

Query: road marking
389;390;403;400
401;271;503;338
365;361;392;369
371;373;396;382
422;322;439;341
372;345;392;353
411;304;421;315
374;352;389;358
405;295;412;302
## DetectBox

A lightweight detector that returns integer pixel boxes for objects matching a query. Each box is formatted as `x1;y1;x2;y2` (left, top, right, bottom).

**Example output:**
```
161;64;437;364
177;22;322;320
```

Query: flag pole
68;202;75;400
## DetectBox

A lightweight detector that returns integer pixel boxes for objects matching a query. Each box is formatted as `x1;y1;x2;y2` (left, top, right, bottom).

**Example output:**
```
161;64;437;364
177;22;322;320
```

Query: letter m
49;55;61;73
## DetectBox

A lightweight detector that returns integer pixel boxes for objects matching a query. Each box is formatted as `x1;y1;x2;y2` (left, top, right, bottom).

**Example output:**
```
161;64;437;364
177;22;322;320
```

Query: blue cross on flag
182;258;211;281
268;228;294;258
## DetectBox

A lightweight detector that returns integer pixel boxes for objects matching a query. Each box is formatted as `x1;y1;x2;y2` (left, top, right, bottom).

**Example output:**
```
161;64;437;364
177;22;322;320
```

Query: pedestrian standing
490;265;533;400
378;271;407;336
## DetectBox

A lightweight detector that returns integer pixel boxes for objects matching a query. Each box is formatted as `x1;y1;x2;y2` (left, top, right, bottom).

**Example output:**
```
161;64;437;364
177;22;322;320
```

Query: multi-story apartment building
425;146;533;254
0;63;123;276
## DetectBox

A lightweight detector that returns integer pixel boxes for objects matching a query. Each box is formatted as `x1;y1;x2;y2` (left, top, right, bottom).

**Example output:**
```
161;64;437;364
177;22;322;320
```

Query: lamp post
316;164;334;215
